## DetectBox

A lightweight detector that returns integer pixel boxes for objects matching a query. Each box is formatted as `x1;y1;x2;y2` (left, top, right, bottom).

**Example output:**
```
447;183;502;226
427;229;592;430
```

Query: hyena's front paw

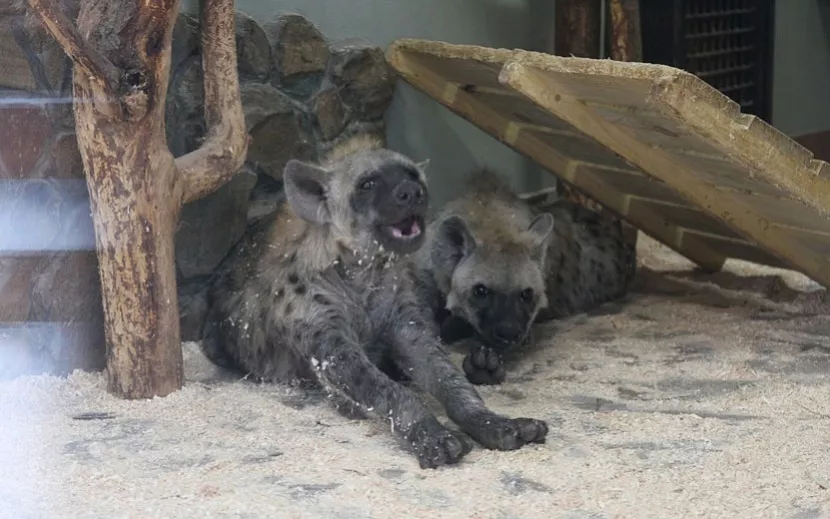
462;346;506;385
463;414;548;451
408;417;472;469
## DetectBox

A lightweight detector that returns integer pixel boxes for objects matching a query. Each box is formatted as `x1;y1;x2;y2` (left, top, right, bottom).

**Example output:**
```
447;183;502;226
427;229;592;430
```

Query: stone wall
172;11;396;341
0;9;396;379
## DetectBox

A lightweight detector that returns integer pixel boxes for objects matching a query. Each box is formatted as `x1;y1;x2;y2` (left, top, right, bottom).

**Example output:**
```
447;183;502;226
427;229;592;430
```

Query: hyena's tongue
391;217;421;239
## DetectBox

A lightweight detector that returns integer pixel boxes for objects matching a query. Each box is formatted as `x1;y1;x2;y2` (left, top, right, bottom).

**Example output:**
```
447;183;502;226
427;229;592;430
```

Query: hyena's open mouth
385;215;424;241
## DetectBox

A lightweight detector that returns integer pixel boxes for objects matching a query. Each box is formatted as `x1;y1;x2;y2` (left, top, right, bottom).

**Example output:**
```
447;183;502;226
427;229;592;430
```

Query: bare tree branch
24;0;120;95
175;0;249;205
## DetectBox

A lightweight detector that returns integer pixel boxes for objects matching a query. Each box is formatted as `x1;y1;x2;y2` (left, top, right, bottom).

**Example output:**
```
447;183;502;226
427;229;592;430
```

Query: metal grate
639;0;775;122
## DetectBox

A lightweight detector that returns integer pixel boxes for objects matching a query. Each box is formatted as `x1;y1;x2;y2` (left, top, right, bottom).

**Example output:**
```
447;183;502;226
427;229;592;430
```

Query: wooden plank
386;39;830;286
503;52;830;209
498;58;830;284
386;44;727;272
627;198;744;240
682;232;793;270
564;164;726;271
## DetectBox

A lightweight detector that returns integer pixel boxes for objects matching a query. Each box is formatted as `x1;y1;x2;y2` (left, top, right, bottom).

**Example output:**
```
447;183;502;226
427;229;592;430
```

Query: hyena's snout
488;322;525;349
393;179;426;208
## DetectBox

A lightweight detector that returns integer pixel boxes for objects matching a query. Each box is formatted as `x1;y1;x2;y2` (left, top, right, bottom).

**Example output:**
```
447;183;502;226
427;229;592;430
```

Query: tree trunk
24;0;249;399
608;0;643;63
554;0;601;59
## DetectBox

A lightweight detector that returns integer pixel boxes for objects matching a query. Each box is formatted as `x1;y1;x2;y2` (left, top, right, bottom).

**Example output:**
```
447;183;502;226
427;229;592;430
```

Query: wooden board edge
501;48;830;220
498;60;830;287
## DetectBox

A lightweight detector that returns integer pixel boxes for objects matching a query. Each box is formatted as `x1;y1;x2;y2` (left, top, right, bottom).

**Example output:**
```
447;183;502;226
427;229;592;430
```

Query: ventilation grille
640;0;775;122
683;1;763;114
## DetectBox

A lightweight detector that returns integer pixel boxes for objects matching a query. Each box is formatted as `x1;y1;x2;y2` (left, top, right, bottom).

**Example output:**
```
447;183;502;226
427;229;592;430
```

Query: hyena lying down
411;169;636;385
200;137;548;469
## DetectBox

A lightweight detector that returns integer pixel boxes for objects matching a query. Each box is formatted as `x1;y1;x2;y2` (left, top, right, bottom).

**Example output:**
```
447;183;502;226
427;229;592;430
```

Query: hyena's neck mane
266;211;399;276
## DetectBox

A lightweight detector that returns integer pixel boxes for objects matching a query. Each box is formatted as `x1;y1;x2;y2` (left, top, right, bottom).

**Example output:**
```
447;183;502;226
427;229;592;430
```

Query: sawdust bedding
2;234;830;519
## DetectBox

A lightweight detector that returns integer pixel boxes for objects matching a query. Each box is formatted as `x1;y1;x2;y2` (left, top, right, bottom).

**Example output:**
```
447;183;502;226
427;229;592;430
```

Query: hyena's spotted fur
411;168;636;385
200;137;548;469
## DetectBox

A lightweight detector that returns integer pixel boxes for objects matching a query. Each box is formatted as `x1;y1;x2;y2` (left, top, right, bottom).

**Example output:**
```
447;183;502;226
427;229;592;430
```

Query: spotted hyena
200;137;548;469
411;168;636;385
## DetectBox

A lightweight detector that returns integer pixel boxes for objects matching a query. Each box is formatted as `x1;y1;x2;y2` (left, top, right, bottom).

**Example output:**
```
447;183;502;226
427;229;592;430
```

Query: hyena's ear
527;213;554;255
414;159;430;183
432;215;476;275
284;159;331;224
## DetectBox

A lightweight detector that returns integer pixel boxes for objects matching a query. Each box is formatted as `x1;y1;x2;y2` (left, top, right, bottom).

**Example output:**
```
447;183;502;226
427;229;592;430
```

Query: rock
0;178;95;252
328;38;396;121
316;120;386;157
0;321;105;379
171;13;200;73
175;167;258;279
29;250;102;320
248;169;285;221
235;11;272;80
179;275;211;342
264;13;329;98
0;14;68;94
45;90;76;134
0;255;39;321
47;132;85;179
308;87;347;141
240;82;314;180
248;112;315;182
0;99;52;178
241;84;315;181
4;249;106;377
165;54;206;158
240;82;296;130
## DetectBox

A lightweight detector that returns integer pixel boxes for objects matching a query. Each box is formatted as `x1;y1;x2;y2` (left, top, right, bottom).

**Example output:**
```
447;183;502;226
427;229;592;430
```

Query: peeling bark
553;0;601;59
24;0;248;398
608;0;643;63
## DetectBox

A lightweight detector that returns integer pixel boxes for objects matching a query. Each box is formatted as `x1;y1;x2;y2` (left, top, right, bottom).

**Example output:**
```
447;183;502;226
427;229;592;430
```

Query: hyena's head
283;136;430;255
432;213;554;351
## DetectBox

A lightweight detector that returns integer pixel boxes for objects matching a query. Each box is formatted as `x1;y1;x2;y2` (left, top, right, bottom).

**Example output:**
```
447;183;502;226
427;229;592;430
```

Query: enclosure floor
3;235;830;519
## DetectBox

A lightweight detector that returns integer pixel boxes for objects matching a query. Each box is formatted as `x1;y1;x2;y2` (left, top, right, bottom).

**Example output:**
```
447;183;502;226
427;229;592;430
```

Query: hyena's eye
472;284;490;298
520;288;534;303
358;178;376;191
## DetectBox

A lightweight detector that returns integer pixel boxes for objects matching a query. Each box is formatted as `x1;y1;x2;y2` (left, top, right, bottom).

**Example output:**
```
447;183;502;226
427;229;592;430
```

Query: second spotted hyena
411;168;636;385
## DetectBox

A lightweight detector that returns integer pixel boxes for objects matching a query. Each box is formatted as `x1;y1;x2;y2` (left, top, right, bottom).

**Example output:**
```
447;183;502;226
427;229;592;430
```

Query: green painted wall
772;1;830;136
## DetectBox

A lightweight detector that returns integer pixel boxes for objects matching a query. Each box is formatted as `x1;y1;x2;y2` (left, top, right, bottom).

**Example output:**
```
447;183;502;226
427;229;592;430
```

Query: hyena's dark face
347;159;429;254
283;146;430;254
432;214;554;351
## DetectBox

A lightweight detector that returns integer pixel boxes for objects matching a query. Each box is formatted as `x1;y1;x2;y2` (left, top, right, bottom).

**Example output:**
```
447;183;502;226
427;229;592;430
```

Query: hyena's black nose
394;180;425;205
492;323;523;345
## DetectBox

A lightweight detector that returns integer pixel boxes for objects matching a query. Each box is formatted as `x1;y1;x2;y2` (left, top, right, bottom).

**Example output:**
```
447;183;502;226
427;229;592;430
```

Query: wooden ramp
386;39;830;287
